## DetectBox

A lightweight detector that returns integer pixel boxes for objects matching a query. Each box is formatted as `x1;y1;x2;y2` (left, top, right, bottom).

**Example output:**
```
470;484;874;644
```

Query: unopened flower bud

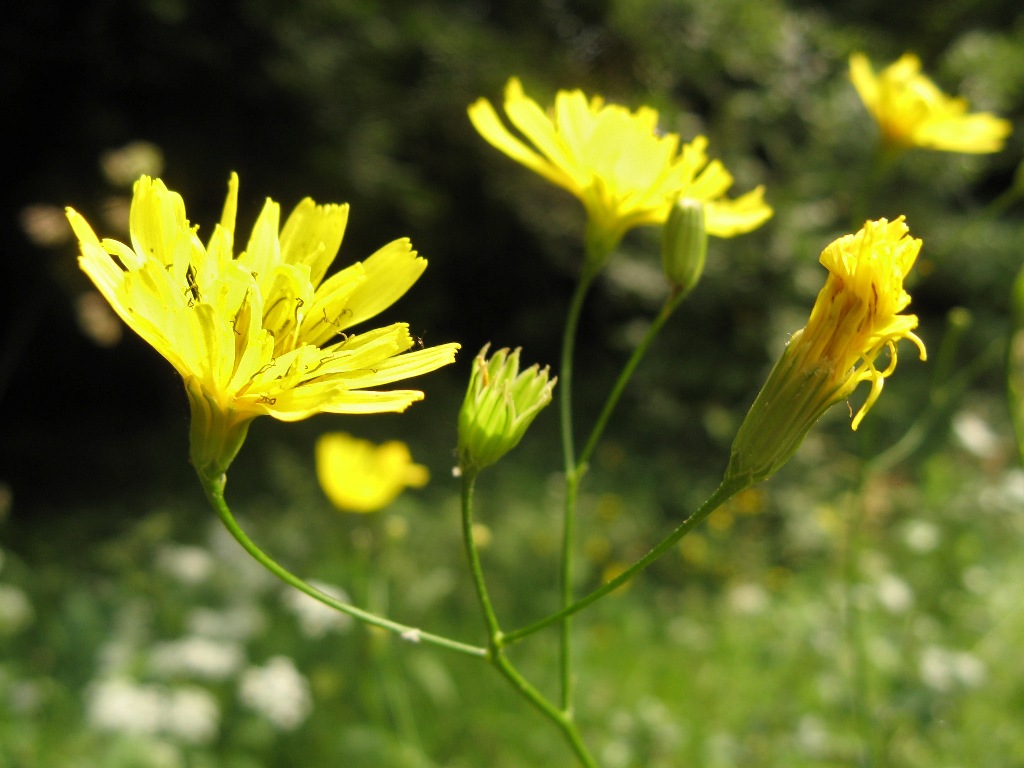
457;344;556;474
661;197;707;294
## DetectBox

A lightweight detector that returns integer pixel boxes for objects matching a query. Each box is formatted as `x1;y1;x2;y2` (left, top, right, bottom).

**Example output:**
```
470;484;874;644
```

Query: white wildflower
876;573;914;614
164;686;220;745
239;656;312;731
920;646;987;691
0;584;33;635
149;636;245;681
952;410;1000;459
87;678;164;736
187;604;265;641
725;581;770;615
154;543;215;586
902;519;940;553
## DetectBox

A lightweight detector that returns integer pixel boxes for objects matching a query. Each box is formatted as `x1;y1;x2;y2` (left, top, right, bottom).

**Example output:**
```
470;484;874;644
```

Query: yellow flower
468;77;772;266
315;432;428;513
726;217;927;485
850;52;1011;153
67;174;459;478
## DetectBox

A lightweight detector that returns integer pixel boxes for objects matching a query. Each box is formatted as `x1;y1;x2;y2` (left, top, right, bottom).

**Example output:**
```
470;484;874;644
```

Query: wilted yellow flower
468;78;772;266
68;174;459;478
726;217;927;485
850;52;1011;153
316;432;428;513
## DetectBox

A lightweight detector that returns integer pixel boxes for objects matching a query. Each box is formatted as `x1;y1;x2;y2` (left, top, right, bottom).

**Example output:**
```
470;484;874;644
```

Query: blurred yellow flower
468;77;772;265
68;174;459;478
850;52;1011;153
727;217;926;484
316;432;428;513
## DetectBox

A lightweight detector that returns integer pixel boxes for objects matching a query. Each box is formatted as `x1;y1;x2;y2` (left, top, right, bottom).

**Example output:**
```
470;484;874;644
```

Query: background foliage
2;0;1023;765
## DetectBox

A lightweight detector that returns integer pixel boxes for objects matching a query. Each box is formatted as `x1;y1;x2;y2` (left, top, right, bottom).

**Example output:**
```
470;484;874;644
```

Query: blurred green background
2;0;1024;765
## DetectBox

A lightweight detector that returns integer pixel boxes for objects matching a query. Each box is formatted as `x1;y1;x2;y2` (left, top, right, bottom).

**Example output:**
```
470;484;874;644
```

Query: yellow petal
341;239;427;329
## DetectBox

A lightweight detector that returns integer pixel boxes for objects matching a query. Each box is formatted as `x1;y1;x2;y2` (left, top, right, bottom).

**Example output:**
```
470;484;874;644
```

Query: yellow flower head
850;52;1011;153
315;432;429;513
726;217;927;484
468;77;772;266
67;174;459;478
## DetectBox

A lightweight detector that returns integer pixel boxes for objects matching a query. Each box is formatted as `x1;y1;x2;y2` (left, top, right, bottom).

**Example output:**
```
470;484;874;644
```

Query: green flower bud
458;344;557;474
661;197;707;294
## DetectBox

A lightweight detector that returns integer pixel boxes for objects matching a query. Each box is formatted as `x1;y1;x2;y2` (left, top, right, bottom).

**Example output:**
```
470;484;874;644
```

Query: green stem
503;477;747;645
198;471;486;658
558;268;597;712
460;470;503;642
461;470;599;768
490;651;600;768
577;289;685;471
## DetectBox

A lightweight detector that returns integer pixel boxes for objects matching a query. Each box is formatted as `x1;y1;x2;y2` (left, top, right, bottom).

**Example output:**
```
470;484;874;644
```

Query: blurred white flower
952;410;1000;459
239;656;312;731
876;573;914;614
154;543;216;586
75;291;123;347
149;636;245;681
919;646;987;691
87;678;220;746
187;604;266;641
281;580;353;638
795;714;829;756
0;584;33;635
962;565;992;595
600;739;633;768
902;519;940;553
164;686;220;745
19;204;72;247
725;581;770;615
87;678;164;736
99;140;165;187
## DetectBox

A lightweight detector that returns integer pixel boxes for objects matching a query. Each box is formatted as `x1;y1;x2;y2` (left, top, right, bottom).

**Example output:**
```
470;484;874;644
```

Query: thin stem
198;471;486;658
503;477;748;645
558;268;597;712
461;470;599;768
460;471;503;642
577;289;684;471
560;270;597;474
490;651;600;768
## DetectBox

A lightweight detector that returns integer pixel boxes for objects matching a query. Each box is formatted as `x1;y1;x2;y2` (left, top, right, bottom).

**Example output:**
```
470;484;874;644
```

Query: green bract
458;344;557;474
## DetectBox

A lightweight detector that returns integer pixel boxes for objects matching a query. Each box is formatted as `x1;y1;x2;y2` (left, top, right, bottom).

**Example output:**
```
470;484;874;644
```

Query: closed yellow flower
468;78;772;266
727;217;927;484
316;433;428;513
850;52;1011;153
68;174;459;478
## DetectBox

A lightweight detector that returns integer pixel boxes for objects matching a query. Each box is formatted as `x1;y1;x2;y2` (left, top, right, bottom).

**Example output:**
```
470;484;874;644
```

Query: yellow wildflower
726;217;926;484
316;433;428;513
68;174;459;478
468;77;772;266
850;52;1011;153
